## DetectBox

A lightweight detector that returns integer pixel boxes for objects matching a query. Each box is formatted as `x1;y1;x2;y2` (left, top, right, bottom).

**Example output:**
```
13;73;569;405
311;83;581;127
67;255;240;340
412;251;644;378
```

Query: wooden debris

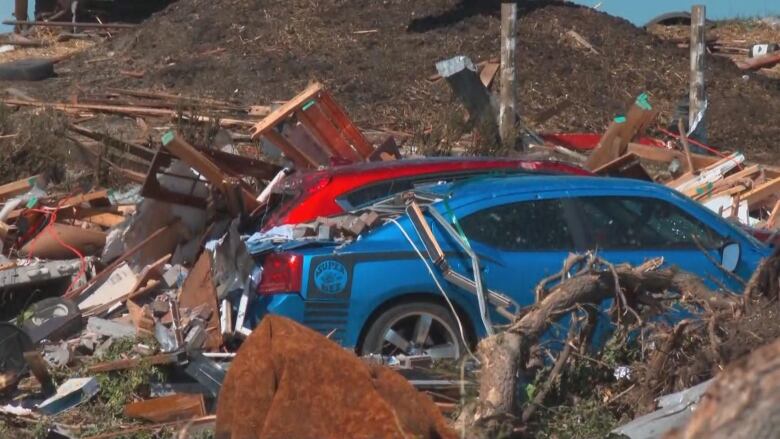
124;393;206;423
0;174;43;202
22;351;56;395
586;94;657;170
250;82;374;168
179;253;221;351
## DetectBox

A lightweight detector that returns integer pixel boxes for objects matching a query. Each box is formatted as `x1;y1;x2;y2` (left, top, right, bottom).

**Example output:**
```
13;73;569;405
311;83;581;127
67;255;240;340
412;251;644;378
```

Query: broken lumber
23;351;55;395
627;142;720;169
743;176;780;208
0;174;43;202
124;394;206;423
161;131;260;214
2;20;137;29
737;51;780;70
586;94;657;170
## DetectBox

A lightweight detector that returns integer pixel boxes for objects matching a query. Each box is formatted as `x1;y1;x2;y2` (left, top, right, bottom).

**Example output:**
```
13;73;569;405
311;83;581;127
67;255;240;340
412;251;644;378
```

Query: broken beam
2;20;136;29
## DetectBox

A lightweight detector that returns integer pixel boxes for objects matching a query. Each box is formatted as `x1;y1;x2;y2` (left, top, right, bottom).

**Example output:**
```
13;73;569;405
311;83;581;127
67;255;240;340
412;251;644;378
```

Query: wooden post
499;1;518;148
13;0;27;33
689;5;706;131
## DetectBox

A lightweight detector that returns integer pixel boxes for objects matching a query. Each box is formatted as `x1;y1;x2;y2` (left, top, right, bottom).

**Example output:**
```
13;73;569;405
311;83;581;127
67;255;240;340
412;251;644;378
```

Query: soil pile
34;0;780;159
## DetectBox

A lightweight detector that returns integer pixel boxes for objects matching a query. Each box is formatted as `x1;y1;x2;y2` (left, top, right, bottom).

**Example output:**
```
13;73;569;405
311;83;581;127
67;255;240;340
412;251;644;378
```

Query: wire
24;198;88;295
389;218;478;362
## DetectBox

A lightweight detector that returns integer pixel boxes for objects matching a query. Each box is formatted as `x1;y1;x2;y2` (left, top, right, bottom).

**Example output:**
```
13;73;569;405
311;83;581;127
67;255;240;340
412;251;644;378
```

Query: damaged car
248;175;770;359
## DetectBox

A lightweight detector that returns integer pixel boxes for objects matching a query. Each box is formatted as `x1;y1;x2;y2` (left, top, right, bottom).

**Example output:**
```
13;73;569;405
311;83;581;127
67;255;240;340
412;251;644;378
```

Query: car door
455;195;584;315
571;195;737;291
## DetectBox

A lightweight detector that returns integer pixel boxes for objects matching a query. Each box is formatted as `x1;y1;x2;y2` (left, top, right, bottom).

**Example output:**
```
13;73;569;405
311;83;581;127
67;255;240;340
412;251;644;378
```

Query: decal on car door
308;256;354;300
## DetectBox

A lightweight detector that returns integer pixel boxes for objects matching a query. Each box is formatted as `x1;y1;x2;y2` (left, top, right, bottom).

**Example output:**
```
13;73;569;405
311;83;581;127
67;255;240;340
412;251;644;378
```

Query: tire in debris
0;58;55;81
21;297;82;344
360;301;466;359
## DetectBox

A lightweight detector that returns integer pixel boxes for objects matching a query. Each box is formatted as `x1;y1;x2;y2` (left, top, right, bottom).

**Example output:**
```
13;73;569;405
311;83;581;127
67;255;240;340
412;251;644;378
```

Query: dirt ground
3;0;776;163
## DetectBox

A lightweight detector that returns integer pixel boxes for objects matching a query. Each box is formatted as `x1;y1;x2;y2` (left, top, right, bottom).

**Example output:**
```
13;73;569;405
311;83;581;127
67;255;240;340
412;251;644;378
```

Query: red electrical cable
23;194;89;295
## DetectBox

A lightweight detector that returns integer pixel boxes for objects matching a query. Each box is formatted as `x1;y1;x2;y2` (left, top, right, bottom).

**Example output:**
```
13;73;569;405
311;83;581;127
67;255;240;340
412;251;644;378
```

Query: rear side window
459;199;574;251
576;196;723;250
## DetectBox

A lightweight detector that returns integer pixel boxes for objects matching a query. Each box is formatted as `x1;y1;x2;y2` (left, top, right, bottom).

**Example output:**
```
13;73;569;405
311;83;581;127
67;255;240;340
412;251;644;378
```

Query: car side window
576;196;723;250
459;199;574;251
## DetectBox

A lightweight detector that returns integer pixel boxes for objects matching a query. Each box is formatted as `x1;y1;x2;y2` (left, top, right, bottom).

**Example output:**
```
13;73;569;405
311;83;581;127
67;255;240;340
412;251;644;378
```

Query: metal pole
499;1;518;148
689;5;706;131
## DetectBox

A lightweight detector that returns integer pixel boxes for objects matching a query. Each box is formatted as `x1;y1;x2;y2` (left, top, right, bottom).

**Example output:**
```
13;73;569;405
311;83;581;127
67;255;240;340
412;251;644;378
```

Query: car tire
21;297;82;343
360;301;466;360
0;59;55;81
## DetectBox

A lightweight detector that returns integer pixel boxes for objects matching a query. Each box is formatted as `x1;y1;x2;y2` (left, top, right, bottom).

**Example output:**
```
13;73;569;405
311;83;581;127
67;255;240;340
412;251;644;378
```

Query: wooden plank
296;106;361;161
586;99;656;170
124;394;206;423
592;152;652;180
2;20;137;29
626;143;720;169
687;164;760;199
263;129;319;169
250;82;323;138
318;92;375;158
479;62;500;88
179;253;221;351
0;174;42;201
106;88;246;111
743;176;780;208
768;200;780;229
161;131;259;213
79;211;125;228
129;254;171;296
23;351;55;395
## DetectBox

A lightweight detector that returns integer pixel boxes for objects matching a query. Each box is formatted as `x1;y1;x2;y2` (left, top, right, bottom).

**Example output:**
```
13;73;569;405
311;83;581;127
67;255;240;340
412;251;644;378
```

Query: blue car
248;175;769;359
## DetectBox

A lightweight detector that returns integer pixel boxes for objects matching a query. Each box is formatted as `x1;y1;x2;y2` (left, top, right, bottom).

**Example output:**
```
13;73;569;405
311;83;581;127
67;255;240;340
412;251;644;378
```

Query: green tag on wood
614;115;627;123
161;131;175;146
635;92;652;110
302;100;316;111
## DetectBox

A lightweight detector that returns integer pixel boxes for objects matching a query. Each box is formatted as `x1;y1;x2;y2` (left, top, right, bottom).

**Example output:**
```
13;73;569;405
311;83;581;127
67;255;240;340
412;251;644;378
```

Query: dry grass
0;27;97;63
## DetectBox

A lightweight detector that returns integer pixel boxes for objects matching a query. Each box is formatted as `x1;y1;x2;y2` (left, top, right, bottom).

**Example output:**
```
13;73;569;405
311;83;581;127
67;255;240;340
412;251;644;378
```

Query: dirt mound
33;0;780;160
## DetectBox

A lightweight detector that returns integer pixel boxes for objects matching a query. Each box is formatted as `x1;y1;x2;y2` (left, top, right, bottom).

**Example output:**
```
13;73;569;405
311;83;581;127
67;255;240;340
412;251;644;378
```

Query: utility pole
13;0;27;33
499;1;518;149
689;5;706;132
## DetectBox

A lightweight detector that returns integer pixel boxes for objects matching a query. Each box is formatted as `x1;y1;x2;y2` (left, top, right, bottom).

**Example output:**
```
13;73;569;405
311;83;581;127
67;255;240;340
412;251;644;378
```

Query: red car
260;157;591;229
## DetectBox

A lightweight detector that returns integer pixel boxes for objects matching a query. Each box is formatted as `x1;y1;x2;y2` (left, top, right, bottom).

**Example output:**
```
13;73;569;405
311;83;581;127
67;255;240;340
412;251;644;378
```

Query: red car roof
262;157;591;228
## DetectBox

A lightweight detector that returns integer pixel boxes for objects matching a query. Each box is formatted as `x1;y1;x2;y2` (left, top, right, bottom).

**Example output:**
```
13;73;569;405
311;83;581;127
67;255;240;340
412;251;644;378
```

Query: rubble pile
21;0;780;158
1;2;780;438
0;84;452;438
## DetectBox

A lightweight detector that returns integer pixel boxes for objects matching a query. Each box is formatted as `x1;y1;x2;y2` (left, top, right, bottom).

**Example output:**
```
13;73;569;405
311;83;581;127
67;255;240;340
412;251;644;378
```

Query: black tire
360;301;466;360
22;297;82;343
0;59;55;81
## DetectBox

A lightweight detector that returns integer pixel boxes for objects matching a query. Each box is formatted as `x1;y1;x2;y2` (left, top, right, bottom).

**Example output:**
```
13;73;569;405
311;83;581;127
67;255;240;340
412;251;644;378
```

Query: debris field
0;1;780;439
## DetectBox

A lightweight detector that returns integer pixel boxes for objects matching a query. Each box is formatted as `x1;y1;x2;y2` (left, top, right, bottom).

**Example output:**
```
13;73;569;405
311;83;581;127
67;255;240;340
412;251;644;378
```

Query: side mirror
721;242;741;272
